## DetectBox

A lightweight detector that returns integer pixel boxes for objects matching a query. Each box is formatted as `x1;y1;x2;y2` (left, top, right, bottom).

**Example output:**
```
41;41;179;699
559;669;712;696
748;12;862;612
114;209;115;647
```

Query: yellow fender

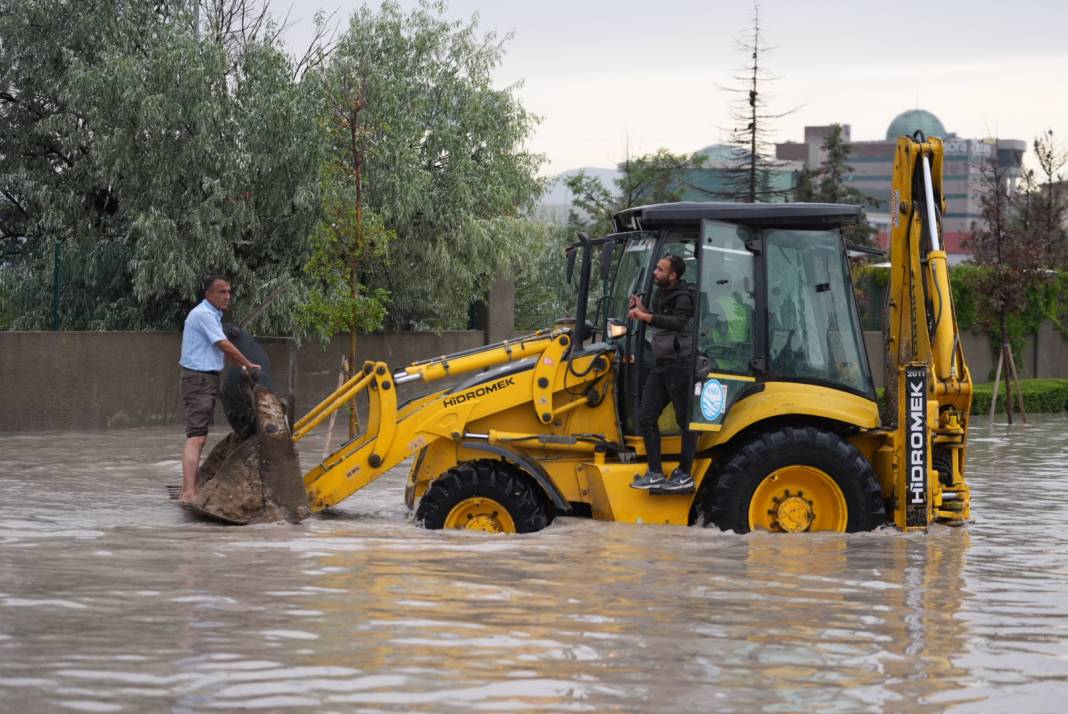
714;382;879;445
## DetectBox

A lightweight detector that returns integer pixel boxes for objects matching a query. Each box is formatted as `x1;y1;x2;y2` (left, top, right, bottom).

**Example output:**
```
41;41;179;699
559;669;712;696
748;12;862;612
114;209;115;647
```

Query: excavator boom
884;134;972;529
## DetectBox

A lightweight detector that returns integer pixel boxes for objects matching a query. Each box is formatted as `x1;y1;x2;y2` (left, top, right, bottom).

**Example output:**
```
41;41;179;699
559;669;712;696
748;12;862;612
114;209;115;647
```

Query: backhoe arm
884;135;972;528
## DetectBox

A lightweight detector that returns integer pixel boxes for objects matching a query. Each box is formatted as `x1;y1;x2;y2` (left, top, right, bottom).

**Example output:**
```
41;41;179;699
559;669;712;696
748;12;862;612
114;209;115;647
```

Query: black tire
415;460;552;533
703;425;885;533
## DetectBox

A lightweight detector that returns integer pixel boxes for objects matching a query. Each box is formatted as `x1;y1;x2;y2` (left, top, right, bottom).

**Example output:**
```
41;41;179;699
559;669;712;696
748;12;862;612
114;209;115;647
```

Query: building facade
776;110;1026;261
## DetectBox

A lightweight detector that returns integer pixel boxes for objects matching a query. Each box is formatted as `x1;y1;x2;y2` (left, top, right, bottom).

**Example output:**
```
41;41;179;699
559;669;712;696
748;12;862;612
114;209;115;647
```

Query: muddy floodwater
3;417;1068;712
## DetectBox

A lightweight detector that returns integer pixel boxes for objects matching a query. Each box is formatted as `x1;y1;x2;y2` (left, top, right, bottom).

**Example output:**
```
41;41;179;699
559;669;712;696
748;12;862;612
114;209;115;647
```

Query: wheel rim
444;497;517;533
749;465;848;532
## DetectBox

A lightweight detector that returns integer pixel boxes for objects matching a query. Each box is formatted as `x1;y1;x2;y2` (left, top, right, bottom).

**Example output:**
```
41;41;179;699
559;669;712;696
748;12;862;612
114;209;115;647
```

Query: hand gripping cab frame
198;134;972;534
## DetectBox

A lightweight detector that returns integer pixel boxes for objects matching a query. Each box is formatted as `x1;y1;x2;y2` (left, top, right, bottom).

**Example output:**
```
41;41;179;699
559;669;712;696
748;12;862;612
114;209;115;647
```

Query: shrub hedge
971;379;1068;415
875;379;1068;415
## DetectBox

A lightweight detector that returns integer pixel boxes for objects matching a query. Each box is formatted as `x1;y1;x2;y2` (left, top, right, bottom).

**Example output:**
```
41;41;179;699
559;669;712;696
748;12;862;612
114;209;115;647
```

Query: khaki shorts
181;369;221;438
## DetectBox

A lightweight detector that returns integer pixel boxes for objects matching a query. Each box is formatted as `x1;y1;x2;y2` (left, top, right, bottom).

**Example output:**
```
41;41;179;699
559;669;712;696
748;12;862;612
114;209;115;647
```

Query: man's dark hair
203;275;230;296
665;255;686;280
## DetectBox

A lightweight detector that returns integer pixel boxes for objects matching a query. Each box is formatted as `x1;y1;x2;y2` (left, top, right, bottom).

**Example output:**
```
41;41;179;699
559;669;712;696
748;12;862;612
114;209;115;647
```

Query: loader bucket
184;327;309;525
190;384;310;524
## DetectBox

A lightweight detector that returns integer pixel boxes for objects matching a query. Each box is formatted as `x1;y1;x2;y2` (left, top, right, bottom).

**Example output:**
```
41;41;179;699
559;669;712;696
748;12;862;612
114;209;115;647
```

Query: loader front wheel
415;460;552;534
704;426;884;533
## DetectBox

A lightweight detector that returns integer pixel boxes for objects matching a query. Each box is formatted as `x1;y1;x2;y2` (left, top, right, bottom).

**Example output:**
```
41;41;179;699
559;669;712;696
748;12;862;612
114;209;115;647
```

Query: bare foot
179;491;196;504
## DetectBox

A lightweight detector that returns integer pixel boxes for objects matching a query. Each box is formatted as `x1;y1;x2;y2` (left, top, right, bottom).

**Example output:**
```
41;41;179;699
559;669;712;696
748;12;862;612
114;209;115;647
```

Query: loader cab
595;202;875;435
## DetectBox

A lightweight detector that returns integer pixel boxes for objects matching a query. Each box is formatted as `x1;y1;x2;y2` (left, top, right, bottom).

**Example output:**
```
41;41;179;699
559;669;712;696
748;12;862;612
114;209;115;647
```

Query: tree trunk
346;87;367;439
1006;342;1028;424
1004;343;1014;426
348;325;358;437
989;346;1004;423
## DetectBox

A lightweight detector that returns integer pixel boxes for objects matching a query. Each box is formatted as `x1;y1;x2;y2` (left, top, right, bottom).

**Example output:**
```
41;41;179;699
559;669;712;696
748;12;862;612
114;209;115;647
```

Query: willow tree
0;0;324;331
297;72;392;436
323;1;543;331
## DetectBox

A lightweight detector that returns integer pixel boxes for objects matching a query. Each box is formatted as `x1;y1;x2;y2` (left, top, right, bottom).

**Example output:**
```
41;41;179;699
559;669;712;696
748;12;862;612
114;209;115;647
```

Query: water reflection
2;418;1068;710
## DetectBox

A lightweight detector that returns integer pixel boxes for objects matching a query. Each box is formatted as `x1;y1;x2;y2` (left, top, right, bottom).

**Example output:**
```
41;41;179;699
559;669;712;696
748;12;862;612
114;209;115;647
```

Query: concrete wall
0;331;484;432
864;327;1052;389
4;322;1067;432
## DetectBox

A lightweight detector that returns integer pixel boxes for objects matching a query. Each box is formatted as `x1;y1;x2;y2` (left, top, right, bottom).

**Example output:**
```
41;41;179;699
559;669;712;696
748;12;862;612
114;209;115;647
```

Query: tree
512;221;575;332
717;2;795;203
0;0;324;332
564;148;706;235
1032;130;1067;266
964;146;1049;383
326;1;543;330
792;124;877;245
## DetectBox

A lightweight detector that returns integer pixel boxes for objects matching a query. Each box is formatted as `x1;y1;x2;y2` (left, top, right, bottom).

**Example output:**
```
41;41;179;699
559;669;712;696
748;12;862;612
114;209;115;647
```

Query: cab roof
613;202;863;232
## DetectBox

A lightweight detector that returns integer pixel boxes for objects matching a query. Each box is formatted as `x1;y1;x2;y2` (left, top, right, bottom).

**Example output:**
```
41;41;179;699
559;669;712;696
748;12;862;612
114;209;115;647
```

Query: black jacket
649;281;696;361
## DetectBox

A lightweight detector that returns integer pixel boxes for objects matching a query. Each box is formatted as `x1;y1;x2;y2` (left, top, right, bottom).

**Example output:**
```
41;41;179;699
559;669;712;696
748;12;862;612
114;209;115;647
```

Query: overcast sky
281;0;1068;176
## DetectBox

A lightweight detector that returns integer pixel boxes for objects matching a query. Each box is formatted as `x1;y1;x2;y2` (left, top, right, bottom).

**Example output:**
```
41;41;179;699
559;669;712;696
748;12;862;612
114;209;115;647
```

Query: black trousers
638;361;698;475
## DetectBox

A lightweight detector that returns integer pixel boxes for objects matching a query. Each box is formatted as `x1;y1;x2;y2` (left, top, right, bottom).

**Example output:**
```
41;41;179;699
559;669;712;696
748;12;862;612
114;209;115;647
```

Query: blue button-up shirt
180;300;227;372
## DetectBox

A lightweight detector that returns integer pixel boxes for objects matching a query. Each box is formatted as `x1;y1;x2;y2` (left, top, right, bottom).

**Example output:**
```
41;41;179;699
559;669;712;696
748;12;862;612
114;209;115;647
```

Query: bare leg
181;435;208;502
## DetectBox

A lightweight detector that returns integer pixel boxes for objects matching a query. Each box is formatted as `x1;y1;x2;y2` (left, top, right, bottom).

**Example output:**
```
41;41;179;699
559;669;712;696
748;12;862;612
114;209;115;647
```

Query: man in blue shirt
179;276;261;503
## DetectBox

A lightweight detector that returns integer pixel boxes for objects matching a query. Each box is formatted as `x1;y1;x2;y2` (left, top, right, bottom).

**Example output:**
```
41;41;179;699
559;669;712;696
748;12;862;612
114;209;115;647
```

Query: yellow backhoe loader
188;133;971;533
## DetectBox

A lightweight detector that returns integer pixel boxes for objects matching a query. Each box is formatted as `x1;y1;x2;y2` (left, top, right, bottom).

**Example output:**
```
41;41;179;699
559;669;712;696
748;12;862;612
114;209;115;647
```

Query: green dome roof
696;144;738;162
886;109;946;141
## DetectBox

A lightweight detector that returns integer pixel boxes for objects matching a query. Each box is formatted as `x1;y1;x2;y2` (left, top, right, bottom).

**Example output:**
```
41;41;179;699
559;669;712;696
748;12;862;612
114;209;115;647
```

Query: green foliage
948;264;1059;362
971;379;1068;415
513;222;577;331
963;144;1051;367
0;0;323;332
296;164;392;345
326;1;544;330
945;264;982;332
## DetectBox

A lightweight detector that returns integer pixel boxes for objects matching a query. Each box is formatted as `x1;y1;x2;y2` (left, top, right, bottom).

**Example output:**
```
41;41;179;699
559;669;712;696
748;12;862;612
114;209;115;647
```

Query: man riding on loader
627;254;699;494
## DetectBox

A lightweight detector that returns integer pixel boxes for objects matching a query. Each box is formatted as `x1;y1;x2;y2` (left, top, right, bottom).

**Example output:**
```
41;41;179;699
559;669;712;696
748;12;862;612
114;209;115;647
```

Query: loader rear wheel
415;460;551;534
704;426;884;533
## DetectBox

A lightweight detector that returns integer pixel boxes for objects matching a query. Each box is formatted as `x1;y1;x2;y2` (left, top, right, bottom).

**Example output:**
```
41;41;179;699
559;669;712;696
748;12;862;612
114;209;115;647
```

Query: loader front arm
294;330;612;511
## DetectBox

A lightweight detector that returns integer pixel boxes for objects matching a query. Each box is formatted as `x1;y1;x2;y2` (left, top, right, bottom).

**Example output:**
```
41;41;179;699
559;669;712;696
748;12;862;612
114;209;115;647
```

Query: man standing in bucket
627;255;698;493
179;276;260;503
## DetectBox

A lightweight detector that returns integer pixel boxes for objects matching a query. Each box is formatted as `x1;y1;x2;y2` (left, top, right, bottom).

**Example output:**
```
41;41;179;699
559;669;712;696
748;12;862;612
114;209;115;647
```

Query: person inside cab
626;254;698;493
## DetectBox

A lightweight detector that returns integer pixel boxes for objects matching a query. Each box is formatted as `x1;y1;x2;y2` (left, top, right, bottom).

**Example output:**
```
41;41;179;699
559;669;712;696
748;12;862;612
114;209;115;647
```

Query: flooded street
3;417;1068;712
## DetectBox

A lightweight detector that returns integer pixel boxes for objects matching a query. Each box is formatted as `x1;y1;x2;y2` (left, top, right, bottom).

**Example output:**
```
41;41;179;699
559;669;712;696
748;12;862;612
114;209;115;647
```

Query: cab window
697;220;755;374
765;229;874;396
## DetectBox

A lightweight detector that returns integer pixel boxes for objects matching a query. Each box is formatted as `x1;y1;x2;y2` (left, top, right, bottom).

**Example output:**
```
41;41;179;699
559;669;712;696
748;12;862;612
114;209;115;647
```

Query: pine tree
717;3;794;203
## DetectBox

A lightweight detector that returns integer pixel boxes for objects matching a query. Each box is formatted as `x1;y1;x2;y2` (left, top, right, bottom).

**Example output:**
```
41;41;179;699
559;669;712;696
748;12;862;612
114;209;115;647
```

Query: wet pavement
2;416;1068;712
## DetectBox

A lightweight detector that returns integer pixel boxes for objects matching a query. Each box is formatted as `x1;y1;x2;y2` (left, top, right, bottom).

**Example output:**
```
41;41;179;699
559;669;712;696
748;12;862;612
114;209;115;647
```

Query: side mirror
607;318;628;340
600;241;614;281
565;248;577;284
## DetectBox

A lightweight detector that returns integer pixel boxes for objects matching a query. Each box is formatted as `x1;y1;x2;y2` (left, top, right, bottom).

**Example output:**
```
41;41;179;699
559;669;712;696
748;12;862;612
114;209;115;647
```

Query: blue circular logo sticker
700;380;727;421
